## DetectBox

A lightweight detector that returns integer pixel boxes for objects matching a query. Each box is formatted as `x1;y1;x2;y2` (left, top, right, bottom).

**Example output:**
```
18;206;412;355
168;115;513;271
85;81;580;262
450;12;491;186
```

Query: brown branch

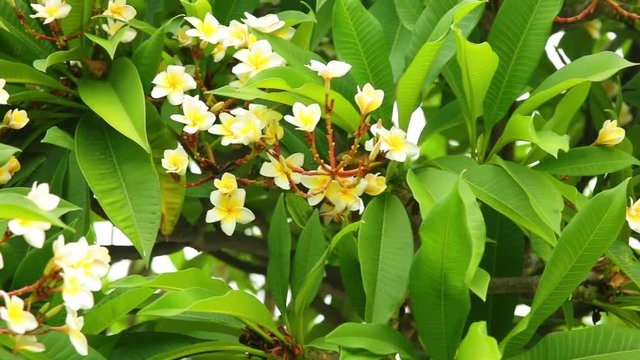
489;276;540;294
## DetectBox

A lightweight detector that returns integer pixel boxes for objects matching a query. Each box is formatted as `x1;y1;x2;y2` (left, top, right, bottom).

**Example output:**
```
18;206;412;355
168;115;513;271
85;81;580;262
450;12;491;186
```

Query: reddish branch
554;0;640;23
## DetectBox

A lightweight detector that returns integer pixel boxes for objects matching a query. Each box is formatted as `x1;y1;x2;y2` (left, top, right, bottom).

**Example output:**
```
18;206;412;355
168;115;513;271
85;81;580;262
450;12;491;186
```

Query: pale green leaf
489;114;570;159
267;195;291;315
534;146;640;176
458;321;501;360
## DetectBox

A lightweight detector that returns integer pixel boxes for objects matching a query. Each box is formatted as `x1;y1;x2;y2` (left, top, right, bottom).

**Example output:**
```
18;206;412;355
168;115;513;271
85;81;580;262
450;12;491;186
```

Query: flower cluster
0;234;110;356
205;173;255;235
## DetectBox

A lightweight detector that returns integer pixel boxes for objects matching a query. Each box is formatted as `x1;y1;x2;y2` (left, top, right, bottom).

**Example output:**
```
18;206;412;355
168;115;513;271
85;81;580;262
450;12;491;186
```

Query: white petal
220;217;236;236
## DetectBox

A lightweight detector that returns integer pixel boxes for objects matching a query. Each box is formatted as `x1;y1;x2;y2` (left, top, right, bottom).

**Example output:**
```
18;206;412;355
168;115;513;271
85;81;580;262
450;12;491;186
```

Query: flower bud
355;83;384;115
594;120;625;147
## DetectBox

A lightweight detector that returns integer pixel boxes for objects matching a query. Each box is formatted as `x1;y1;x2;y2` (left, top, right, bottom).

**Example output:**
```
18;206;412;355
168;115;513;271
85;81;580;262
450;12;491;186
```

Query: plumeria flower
212;42;227;62
8;219;51;248
170;95;216;133
27;182;60;212
260;153;303;190
3;109;29;130
206;189;255;236
230;72;251;88
274;27;295;40
0;252;4;270
208;113;239;145
305;60;352;81
232;40;286;79
231;104;282;128
53;236;110;292
0;78;9;104
284;103;321;132
619;102;633;126
161;144;189;176
364;173;386;196
61;267;94;310
13;335;45;353
151;66;197;105
185;13;227;44
0;291;38;334
627;198;640;233
355;83;384;115
214;173;238;195
101;19;137;43
225;20;255;49
242;12;284;33
365;124;418;162
103;0;136;22
0;156;20;185
326;178;367;213
228;113;264;145
175;26;195;47
30;0;71;24
64;310;88;356
594;119;625;146
262;118;284;145
301;170;331;206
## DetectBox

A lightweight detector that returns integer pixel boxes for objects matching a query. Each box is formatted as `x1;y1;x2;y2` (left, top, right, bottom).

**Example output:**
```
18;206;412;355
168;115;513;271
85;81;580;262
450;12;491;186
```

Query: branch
489;276;540;294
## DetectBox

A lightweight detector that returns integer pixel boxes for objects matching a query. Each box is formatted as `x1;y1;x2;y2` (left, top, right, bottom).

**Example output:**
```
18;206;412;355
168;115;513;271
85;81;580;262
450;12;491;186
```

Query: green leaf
0;193;67;228
359;194;414;324
0;60;67;91
607;239;640;288
85;25;131;60
410;183;471;360
333;0;394;123
213;0;258;24
396;0;484;130
139;288;223;317
38;331;105;360
292;210;326;300
495;158;564;235
462;164;557;245
510;326;640;360
501;180;629;353
61;0;93;36
369;0;411;81
322;323;418;359
179;0;212;18
75;118;161;264
33;46;85;72
458;322;501;360
534;146;640;176
515;52;637;116
484;0;563;127
110;268;231;292
83;287;155;334
41;126;74;151
0;143;20;165
489;114;570;159
78;57;150;152
454;27;499;124
267;195;291;315
394;0;423;30
278;10;316;27
133;24;168;93
146;103;185;236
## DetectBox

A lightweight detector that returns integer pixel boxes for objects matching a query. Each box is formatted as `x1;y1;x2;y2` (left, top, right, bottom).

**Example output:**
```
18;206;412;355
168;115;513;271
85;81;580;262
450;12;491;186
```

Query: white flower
184;13;227;44
3;109;29;130
214;173;238;195
8;219;51;248
594;120;625;147
301;170;331;206
170;95;216;133
151;66;197;105
30;0;71;24
206;189;255;236
305;60;351;80
365;124;418;162
101;19;137;43
212;42;227;62
326;178;367;213
355;83;384;115
231;104;282;128
64;310;88;356
224;20;255;49
27;182;60;212
53;236;110;292
363;173;386;196
61;267;94;311
208;113;239;145
0;251;3;270
0;291;38;334
0;156;20;185
260;153;303;190
13;335;45;353
232;40;286;79
242;12;285;33
283;102;321;132
175;25;194;47
274;27;295;40
0;79;9;105
627;198;640;233
103;0;136;22
161;144;189;176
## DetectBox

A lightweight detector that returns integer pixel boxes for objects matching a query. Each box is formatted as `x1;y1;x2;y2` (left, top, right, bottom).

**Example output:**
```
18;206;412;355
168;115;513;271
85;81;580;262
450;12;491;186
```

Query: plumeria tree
2;0;640;359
